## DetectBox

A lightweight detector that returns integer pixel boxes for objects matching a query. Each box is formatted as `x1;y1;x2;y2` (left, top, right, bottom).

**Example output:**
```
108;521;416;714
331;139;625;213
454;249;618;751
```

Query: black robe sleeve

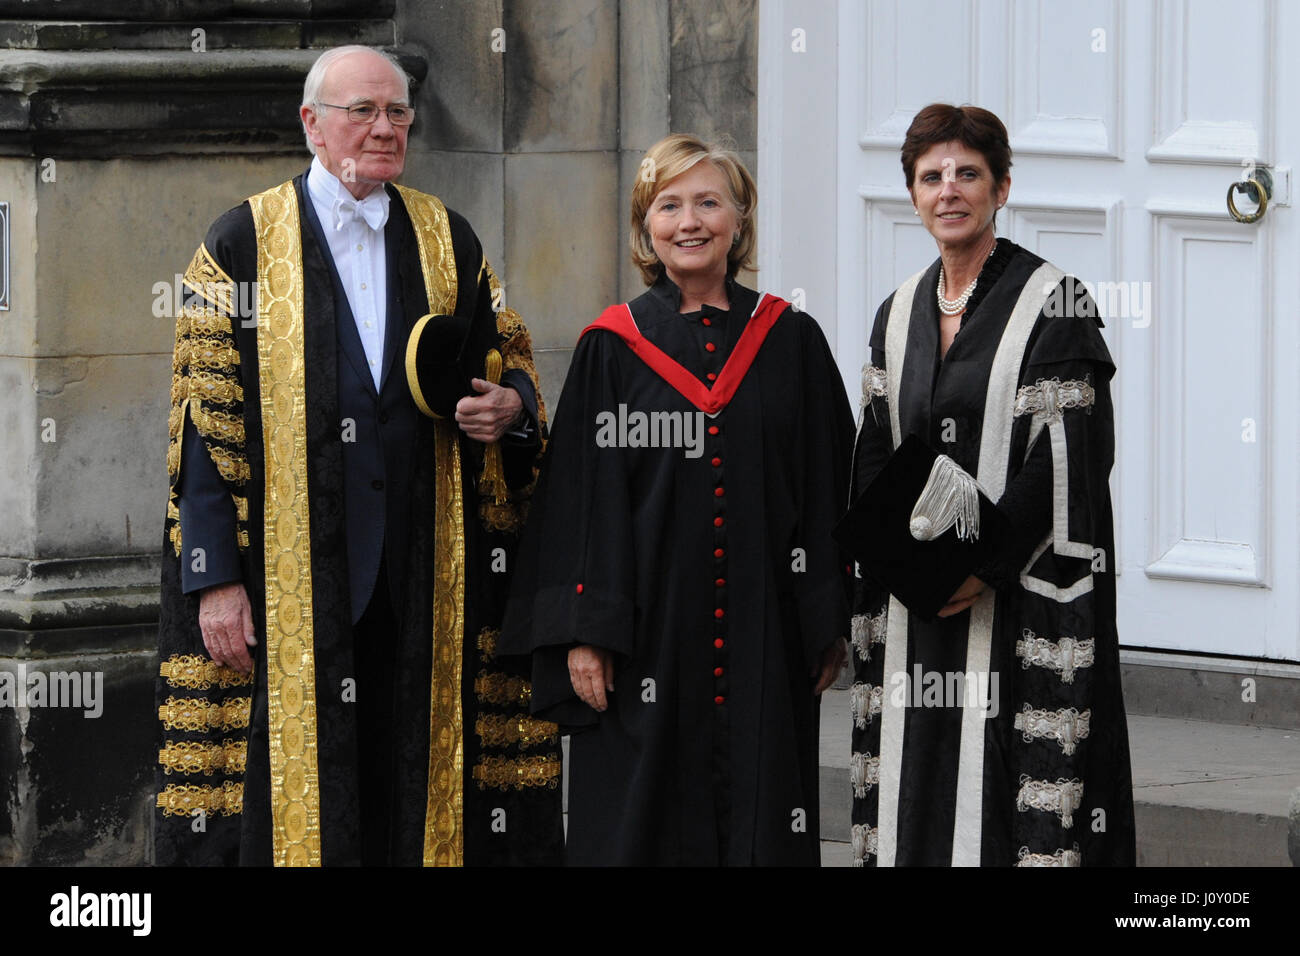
499;329;636;729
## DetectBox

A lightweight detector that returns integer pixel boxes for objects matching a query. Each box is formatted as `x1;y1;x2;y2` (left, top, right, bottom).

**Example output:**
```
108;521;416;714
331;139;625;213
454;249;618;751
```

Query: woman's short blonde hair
629;133;758;286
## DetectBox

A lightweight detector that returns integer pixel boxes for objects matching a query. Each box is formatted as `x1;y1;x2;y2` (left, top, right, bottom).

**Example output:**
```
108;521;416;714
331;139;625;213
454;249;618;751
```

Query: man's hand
198;581;257;674
812;638;847;695
937;574;987;618
568;644;615;712
455;379;523;444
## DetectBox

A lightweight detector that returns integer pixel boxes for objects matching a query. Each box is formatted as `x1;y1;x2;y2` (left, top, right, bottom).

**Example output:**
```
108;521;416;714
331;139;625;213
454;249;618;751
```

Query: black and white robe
849;238;1136;867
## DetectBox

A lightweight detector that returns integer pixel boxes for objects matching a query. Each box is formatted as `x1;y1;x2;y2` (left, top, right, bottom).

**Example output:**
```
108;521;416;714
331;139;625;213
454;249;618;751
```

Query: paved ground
817;688;1299;866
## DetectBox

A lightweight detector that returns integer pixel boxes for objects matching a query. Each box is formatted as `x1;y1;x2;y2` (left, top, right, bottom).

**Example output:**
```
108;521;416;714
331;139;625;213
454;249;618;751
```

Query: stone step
1120;650;1300;731
817;688;1299;866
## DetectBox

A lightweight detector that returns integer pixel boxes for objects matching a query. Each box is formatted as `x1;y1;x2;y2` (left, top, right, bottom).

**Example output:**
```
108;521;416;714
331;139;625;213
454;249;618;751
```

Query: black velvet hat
834;434;1009;621
405;273;499;419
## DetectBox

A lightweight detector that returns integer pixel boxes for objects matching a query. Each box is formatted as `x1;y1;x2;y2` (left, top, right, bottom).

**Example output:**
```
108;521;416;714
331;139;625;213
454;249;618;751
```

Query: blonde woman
502;134;853;865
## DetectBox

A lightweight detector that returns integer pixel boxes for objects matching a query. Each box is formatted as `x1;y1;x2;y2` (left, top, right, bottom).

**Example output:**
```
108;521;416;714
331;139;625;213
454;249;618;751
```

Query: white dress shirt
306;156;390;389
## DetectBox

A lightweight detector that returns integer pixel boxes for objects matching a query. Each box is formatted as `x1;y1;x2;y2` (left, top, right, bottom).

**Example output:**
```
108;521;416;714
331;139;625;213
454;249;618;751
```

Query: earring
732;233;740;244
913;208;919;216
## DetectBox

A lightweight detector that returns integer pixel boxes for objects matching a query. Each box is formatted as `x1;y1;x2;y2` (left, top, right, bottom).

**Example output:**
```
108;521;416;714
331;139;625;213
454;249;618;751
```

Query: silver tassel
909;454;980;542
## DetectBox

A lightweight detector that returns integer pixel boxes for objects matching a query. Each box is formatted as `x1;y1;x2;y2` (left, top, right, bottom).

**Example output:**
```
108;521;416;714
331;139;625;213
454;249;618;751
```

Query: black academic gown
155;174;562;866
848;239;1135;867
501;275;855;866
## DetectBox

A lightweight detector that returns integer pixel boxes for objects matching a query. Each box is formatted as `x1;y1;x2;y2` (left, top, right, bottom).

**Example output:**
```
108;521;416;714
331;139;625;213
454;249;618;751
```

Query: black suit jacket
178;175;538;623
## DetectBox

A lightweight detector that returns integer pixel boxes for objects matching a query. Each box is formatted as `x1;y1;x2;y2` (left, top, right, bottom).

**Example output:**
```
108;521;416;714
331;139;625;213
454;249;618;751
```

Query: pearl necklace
937;241;997;315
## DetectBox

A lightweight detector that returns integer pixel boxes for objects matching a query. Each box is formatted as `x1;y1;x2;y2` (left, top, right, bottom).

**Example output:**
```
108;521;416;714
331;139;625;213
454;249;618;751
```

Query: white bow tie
333;194;389;232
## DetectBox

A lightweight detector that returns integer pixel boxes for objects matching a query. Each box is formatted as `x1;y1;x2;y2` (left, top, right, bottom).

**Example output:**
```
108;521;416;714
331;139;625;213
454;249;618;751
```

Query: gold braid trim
204;439;252;483
166;241;249;556
156;781;243;818
159;654;254;691
474;714;559;751
472;755;561;791
181;243;236;315
191;402;246;445
477;627;498;663
249;180;322;868
188;370;244;405
158;738;248;776
158;695;251;732
394;185;466;868
474;670;531;707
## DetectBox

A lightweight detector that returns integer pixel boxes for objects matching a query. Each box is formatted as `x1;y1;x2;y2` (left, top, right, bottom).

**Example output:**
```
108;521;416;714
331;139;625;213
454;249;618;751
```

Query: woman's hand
812;638;848;695
568;644;616;712
937;574;987;618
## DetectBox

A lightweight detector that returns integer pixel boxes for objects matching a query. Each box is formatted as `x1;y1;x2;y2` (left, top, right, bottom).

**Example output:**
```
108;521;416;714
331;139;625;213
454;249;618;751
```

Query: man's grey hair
300;46;411;155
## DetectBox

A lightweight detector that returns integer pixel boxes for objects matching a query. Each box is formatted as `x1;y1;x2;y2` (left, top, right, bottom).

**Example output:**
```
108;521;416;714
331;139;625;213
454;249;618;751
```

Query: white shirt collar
306;156;391;232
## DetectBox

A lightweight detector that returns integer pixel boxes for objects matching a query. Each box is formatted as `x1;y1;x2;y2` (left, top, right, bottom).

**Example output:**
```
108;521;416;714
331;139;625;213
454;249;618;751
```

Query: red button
705;342;716;352
714;695;725;705
714;486;725;497
715;578;726;587
575;583;583;594
711;457;721;467
714;548;725;558
714;638;724;648
702;317;712;326
713;516;724;527
708;426;719;435
714;608;725;619
713;667;724;677
707;373;717;381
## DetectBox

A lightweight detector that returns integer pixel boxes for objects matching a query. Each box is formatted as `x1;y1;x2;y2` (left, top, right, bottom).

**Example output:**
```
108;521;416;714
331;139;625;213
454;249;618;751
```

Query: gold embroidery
158;696;251;732
191;402;247;445
250;180;321;868
181;243;236;315
203;439;252;483
185;303;233;336
395;185;467;868
156;781;243;817
160;654;254;690
188;370;244;405
186;336;241;370
471;755;561;791
474;714;559;750
477;627;498;663
158;738;248;776
473;670;531;707
424;420;466;867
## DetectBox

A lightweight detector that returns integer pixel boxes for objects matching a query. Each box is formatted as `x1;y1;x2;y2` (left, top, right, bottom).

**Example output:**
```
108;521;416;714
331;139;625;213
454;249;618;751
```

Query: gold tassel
479;348;509;505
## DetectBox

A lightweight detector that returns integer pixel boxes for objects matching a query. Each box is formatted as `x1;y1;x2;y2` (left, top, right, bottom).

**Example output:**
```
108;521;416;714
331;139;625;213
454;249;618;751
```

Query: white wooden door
759;0;1299;661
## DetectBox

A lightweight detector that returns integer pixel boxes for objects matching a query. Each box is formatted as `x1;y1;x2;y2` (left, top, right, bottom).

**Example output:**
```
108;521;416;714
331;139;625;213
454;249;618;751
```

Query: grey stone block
1135;802;1289;867
503;0;618;153
618;0;669;152
818;763;850;842
12;354;171;558
399;0;505;154
668;0;757;148
532;346;574;422
503;150;619;351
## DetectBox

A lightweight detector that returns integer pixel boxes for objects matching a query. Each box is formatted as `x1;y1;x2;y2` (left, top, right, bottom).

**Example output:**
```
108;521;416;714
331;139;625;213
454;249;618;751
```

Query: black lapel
378;184;409;394
898;258;942;442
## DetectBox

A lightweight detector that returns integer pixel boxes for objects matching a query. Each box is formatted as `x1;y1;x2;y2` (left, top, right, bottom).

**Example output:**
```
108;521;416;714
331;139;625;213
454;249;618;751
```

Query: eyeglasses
315;102;415;126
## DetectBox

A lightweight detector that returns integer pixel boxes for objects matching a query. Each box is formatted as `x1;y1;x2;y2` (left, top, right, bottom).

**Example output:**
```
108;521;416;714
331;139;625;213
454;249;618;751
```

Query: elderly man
154;45;561;866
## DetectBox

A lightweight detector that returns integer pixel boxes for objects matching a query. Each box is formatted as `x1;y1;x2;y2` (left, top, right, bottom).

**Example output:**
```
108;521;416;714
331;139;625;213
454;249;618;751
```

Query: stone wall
0;0;756;864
